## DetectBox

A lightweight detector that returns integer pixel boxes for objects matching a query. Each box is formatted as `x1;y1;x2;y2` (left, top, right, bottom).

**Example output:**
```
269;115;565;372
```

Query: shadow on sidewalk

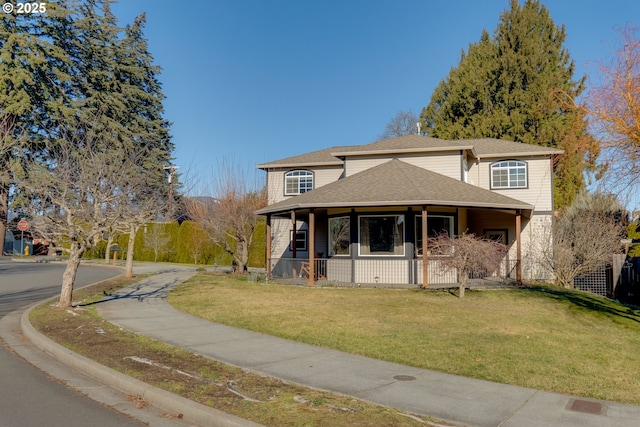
79;270;192;306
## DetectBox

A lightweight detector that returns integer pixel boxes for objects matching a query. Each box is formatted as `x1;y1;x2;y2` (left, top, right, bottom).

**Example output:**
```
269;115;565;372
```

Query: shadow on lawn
524;285;640;324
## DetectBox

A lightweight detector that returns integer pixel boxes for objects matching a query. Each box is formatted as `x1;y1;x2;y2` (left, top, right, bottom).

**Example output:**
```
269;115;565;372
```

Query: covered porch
263;206;527;288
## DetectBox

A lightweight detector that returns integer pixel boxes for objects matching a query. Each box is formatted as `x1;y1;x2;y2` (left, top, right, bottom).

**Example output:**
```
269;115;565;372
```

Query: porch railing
268;257;518;288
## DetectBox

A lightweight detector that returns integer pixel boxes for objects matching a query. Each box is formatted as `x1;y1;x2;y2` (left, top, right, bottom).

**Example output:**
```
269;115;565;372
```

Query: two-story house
256;134;561;287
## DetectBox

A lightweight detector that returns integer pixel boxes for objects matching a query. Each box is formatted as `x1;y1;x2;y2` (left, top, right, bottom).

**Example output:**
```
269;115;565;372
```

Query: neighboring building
3;230;33;256
256;135;561;287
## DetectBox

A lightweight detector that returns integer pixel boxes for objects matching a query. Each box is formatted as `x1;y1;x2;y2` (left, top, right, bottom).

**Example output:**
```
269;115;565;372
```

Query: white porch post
422;206;428;288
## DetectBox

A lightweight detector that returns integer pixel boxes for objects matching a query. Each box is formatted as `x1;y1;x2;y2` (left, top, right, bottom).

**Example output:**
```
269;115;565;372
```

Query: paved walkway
93;268;640;427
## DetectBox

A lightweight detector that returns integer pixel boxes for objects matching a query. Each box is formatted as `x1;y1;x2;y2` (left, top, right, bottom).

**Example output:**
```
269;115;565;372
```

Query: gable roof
256;135;562;169
256;159;533;215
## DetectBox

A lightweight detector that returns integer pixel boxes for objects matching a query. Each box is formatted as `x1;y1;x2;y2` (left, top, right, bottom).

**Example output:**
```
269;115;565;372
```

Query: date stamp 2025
3;2;48;15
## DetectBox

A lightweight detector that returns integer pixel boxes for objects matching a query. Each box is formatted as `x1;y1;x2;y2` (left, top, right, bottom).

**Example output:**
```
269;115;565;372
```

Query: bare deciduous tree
586;25;640;197
144;223;172;262
185;160;267;273
378;110;420;140
15;127;132;307
543;191;625;288
103;226;120;264
120;183;167;279
184;221;208;265
427;232;507;298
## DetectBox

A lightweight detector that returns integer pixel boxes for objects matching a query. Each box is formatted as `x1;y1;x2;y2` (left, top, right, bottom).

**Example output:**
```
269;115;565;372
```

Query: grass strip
30;274;440;427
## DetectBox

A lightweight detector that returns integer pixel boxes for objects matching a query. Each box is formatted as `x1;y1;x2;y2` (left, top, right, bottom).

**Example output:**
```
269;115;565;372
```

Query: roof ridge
391;159;432;201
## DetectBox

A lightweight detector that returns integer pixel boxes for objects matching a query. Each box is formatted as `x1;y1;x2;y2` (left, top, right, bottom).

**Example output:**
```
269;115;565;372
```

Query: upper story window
491;160;527;189
284;170;313;195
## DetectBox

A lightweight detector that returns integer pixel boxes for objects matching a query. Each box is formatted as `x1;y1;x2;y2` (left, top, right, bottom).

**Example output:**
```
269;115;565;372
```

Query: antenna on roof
416;122;421;135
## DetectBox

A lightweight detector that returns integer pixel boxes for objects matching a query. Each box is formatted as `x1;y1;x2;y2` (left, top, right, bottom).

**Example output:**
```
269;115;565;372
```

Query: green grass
169;274;640;404
29;275;435;426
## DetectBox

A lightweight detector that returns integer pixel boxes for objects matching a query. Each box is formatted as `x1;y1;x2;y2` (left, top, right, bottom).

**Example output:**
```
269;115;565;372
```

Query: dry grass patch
30;275;440;427
169;273;640;404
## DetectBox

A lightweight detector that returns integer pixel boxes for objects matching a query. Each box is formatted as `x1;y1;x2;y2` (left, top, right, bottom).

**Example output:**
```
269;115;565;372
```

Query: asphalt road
0;259;146;427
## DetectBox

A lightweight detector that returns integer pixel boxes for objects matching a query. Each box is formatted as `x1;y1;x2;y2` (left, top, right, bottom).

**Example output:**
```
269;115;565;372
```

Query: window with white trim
284;170;313;195
491;160;527;189
289;230;307;251
359;215;405;256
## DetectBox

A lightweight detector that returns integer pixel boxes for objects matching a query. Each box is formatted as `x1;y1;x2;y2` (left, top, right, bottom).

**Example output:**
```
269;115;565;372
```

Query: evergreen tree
114;12;174;278
421;0;598;208
19;0;174;306
0;8;71;253
117;13;173;182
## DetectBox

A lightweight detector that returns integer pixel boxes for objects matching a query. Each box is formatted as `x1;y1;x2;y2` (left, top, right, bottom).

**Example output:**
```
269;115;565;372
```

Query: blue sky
111;0;638;196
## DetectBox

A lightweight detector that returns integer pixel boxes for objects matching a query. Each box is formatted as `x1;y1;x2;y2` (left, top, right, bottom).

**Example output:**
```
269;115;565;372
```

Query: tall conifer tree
421;0;598;208
0;8;71;252
19;0;174;306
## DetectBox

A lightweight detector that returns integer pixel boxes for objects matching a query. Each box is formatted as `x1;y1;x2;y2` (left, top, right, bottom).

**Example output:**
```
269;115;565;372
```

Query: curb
19;304;262;427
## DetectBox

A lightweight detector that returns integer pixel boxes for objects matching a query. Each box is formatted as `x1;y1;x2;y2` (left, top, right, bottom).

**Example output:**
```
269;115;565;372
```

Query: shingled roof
256;159;533;215
255;146;349;168
256;135;562;169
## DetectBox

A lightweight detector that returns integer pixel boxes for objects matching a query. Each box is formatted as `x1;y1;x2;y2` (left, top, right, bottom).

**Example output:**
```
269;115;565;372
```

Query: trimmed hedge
85;219;266;268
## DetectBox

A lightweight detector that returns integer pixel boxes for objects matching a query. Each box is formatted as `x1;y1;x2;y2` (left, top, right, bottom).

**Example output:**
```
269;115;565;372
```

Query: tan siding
267;170;286;204
474;157;554;211
468;159;480;186
520;214;554;280
344;157;388;177
266;166;343;205
345;153;462;179
314;167;343;189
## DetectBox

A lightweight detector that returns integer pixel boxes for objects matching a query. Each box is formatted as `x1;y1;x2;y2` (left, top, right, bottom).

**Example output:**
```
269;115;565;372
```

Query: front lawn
169;273;640;404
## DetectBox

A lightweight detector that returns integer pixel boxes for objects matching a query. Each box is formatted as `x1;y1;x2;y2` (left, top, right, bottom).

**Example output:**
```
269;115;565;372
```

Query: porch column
266;214;271;279
291;210;296;259
516;210;522;286
308;209;315;286
291;210;297;277
422;206;429;288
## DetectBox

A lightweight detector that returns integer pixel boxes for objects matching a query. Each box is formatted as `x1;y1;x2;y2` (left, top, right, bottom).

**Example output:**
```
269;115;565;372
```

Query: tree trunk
124;225;138;279
236;238;249;273
59;243;85;308
104;234;113;264
459;273;468;299
0;184;7;255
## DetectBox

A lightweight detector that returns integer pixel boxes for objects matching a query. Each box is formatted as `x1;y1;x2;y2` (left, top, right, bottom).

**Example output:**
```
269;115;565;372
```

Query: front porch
263;205;528;288
268;256;519;288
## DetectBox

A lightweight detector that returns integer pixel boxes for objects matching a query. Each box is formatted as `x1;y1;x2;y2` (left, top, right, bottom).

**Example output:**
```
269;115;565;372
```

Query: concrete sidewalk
93;269;640;427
